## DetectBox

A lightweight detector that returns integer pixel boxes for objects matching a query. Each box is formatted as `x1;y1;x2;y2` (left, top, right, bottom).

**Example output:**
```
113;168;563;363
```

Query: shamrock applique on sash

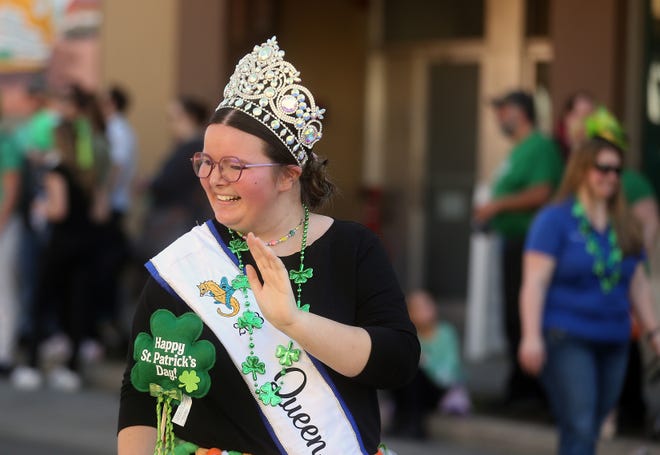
131;309;216;454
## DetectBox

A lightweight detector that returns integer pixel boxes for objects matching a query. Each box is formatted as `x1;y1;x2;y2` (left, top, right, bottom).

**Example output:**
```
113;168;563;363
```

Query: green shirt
490;131;563;238
621;169;656;206
15;109;57;154
0;130;23;204
419;322;464;387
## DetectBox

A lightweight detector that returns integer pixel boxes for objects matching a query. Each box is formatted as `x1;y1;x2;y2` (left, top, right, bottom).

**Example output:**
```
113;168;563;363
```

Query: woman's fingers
245;233;292;298
244;233;298;328
246;233;288;279
245;264;262;294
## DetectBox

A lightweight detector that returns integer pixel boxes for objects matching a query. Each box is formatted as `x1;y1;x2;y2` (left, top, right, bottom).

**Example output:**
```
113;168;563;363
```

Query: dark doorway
423;63;479;298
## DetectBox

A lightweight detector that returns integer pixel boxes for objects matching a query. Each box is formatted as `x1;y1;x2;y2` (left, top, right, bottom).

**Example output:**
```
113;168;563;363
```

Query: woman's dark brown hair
179;96;210;128
69;84;106;133
208;108;336;210
555;137;643;255
54;120;96;198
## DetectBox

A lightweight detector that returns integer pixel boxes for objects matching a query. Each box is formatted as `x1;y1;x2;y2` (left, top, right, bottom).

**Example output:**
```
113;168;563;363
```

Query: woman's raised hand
245;233;300;330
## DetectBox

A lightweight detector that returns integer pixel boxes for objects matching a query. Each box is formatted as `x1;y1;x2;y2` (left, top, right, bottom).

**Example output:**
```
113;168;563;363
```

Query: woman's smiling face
200;123;281;232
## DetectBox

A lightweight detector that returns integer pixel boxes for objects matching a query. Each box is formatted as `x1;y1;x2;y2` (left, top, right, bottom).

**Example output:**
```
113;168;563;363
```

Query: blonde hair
555;137;642;255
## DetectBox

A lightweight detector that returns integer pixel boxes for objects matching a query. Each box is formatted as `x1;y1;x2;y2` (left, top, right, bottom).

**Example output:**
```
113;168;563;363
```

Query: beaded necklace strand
571;199;623;293
235;218;303;247
227;205;313;404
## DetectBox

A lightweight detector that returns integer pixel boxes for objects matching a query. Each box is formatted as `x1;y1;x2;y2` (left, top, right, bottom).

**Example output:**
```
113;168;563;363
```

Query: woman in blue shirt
519;137;660;455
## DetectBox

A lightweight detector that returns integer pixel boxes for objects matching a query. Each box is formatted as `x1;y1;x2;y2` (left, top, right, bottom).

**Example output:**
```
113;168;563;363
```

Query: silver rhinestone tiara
216;36;325;167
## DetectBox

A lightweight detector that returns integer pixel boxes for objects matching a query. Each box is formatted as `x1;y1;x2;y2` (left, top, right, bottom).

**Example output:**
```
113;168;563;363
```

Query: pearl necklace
227;205;313;406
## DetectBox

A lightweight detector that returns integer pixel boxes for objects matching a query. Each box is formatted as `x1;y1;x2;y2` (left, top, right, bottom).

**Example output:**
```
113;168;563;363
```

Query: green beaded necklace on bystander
572;199;623;293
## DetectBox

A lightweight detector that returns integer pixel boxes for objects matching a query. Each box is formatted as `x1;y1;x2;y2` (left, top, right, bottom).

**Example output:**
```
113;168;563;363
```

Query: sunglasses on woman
592;163;622;176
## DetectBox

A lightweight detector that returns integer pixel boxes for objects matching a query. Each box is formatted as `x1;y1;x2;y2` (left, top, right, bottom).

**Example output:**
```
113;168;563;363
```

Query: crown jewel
216;36;325;166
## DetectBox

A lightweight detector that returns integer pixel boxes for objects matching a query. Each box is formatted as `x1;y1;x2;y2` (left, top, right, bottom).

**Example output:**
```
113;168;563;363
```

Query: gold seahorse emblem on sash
197;278;240;317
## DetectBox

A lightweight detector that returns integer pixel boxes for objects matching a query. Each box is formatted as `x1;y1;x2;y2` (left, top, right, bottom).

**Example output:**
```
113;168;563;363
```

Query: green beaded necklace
227;205;314;406
571;199;623;293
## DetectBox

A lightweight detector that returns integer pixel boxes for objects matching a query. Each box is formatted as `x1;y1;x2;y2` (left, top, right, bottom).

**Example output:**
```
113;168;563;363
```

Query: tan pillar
478;0;525;181
100;0;178;177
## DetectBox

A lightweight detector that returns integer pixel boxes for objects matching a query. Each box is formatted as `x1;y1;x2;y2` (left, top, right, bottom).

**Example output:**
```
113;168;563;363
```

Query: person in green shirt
0;116;24;376
473;90;563;406
14;83;57;220
14;106;56;155
0;130;23;230
13;82;58;352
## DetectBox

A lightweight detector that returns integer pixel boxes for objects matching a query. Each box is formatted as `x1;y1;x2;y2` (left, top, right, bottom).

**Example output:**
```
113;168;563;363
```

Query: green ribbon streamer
149;383;183;402
154;395;176;455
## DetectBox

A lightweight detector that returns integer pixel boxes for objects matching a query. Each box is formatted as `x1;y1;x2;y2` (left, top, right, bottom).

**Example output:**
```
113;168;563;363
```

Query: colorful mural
0;0;101;116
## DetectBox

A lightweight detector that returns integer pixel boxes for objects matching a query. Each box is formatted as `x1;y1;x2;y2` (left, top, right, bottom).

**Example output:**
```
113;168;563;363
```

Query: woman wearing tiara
118;37;419;455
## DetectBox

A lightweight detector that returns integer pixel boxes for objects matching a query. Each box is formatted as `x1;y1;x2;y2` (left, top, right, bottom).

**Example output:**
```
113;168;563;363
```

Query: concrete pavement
0;379;494;455
0;361;492;455
1;357;659;454
428;413;660;455
0;380;117;454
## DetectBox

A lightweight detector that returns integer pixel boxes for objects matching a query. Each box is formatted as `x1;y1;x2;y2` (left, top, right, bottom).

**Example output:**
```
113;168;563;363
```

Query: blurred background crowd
2;0;660;453
0;77;218;391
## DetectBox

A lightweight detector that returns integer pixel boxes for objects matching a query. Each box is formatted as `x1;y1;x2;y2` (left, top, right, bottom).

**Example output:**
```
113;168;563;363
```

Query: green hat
584;106;628;152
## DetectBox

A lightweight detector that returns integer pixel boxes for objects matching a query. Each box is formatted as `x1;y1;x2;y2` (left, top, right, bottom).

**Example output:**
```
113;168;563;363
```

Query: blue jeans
542;329;628;455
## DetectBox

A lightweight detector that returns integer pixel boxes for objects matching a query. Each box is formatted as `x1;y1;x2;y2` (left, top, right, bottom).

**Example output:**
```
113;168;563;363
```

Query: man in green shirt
474;90;563;405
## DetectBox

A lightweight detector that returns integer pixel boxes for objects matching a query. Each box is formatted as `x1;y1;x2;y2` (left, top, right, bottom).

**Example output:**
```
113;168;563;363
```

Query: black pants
617;340;646;431
28;232;95;371
502;237;544;403
92;211;130;328
390;368;445;438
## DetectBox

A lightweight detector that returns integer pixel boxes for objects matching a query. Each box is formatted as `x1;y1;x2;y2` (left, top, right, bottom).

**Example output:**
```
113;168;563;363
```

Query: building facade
100;0;657;298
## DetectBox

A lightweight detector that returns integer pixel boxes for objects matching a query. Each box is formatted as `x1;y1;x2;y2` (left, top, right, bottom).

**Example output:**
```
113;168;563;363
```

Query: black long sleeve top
118;219;420;454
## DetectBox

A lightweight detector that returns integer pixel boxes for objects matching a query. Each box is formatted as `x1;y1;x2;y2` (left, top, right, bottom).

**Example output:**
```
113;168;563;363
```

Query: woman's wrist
521;327;543;341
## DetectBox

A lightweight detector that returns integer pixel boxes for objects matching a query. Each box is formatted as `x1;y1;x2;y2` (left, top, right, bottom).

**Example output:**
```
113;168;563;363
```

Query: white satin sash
147;221;367;454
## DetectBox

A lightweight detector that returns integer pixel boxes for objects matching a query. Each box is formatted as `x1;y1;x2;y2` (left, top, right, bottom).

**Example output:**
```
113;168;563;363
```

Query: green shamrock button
131;309;215;401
